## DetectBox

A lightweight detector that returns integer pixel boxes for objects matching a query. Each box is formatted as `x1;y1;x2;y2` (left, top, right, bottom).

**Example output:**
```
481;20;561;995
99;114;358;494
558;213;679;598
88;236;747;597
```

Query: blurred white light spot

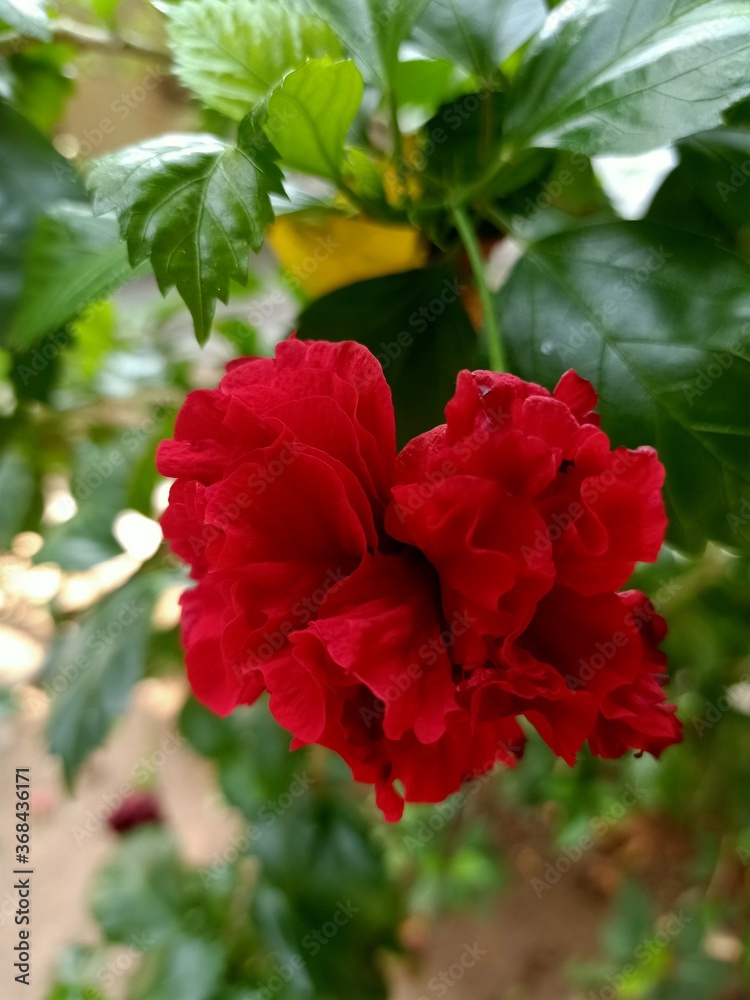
0;627;45;683
16;564;61;604
727;681;750;717
44;490;77;525
704;931;743;963
53;133;79;159
114;510;163;561
152;478;174;518
12;532;43;559
593;147;678;219
152;583;186;631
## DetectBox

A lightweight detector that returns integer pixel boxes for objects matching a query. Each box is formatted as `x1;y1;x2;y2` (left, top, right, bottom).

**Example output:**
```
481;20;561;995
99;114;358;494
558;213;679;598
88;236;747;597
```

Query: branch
0;16;170;63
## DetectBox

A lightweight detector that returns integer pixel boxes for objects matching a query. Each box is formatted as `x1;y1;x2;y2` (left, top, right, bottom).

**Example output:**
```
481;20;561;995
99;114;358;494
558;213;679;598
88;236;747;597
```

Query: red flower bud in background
107;792;163;835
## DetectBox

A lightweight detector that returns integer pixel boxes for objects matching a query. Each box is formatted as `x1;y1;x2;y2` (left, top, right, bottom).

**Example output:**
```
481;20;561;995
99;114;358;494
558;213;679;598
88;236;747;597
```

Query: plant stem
452;204;505;372
388;89;409;206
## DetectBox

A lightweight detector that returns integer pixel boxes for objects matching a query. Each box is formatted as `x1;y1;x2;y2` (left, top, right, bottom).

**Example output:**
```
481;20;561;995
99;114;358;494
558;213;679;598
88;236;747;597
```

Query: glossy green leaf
166;0;341;121
297;266;479;444
8;202;140;349
648;128;750;258
414;0;546;80
46;574;164;784
265;59;363;180
0;0;51;39
498;222;750;552
307;0;430;87
88;134;276;343
505;0;750;156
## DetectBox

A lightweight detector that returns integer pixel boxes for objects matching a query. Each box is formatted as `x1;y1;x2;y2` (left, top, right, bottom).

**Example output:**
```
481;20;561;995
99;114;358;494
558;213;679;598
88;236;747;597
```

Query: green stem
452;204;505;372
388;89;409;206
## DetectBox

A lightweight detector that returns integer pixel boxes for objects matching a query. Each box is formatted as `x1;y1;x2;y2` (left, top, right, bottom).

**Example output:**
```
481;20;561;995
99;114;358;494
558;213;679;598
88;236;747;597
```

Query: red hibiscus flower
157;339;681;820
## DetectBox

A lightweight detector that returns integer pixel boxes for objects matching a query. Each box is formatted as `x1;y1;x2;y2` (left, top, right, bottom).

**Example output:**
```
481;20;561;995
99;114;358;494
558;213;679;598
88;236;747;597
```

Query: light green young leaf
307;0;430;87
88;134;277;343
166;0;341;120
498;222;750;552
0;0;51;40
265;58;363;180
8;202;142;350
505;0;750;156
414;0;546;81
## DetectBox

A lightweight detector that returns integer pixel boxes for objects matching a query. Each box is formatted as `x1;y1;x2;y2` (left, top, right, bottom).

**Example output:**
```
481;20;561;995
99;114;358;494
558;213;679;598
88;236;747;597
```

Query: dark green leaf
88;134;276;343
498;222;750;552
414;0;546;80
46;574;163;784
505;0;750;156
0;448;34;548
166;0;341;121
8;202;142;350
307;0;430;88
0;100;84;342
265;58;363;180
648;128;750;258
297;267;479;443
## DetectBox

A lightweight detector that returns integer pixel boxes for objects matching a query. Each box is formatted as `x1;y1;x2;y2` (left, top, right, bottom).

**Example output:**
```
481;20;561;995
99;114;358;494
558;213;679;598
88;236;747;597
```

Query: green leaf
88;134;276;343
497;222;750;552
34;440;129;571
265;58;363;180
648;128;750;258
413;0;546;80
0;100;84;342
127;936;225;1000
46;574;162;784
8;202;141;350
0;0;51;39
91;827;185;944
504;0;750;156
0;448;34;549
166;0;341;121
307;0;430;87
297;266;479;444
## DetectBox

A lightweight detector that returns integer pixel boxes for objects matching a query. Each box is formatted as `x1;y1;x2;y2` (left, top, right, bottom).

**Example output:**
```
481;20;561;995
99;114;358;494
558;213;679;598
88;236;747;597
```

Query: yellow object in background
268;213;427;299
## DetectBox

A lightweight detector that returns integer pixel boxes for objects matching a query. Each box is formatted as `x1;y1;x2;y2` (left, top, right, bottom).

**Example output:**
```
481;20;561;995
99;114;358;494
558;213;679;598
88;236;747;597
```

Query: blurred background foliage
0;0;749;997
